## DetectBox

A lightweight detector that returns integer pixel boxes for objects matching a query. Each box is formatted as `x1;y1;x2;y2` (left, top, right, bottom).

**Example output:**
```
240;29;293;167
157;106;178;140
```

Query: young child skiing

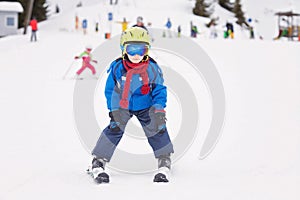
74;46;97;79
89;27;174;184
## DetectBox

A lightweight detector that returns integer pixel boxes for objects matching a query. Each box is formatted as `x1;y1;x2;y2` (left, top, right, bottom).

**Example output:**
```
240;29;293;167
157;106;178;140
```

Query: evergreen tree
193;0;212;18
11;0;49;28
218;0;234;12
232;0;247;26
31;0;49;21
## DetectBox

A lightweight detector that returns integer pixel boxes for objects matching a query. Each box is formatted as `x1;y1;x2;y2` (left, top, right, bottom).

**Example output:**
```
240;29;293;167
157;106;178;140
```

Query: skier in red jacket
30;18;38;42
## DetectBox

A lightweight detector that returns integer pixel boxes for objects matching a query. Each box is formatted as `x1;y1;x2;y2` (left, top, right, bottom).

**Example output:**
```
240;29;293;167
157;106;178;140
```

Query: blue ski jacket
105;57;167;111
166;20;172;29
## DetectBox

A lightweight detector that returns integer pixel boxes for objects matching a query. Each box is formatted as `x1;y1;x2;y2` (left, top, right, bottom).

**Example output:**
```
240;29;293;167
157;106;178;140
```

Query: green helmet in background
120;27;151;48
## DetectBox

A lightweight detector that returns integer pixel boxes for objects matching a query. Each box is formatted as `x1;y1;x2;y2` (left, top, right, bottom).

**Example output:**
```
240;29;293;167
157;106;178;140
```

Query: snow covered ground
0;0;300;199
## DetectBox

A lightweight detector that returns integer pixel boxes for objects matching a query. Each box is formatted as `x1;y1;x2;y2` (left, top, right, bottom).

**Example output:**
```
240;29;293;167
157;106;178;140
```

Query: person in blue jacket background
89;27;174;184
165;18;172;37
82;18;88;34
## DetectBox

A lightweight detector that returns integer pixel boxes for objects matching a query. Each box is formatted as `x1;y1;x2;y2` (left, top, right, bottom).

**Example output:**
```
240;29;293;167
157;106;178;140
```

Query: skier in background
82;19;88;34
116;17;130;32
225;21;234;39
88;27;174;184
229;23;234;39
165;18;172;37
132;16;147;30
207;18;218;39
75;15;79;30
74;46;97;79
95;22;99;33
29;17;38;42
177;25;182;38
55;4;60;14
190;21;199;38
249;26;255;39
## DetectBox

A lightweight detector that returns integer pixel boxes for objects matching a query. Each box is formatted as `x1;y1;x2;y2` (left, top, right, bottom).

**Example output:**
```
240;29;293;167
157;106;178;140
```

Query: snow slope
1;0;300;199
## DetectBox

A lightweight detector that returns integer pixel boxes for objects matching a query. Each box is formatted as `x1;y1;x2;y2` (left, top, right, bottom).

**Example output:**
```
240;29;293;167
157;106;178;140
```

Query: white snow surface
1;0;300;199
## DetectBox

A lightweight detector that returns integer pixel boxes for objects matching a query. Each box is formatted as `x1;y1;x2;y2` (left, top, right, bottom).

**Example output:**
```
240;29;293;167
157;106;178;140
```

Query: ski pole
62;60;77;80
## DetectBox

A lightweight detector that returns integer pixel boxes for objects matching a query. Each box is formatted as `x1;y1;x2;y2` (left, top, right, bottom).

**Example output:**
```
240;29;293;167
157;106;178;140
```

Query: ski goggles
124;43;149;56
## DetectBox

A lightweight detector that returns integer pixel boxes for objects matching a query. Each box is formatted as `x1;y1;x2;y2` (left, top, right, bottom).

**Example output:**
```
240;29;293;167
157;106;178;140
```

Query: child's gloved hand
154;110;167;134
109;110;122;132
74;56;79;59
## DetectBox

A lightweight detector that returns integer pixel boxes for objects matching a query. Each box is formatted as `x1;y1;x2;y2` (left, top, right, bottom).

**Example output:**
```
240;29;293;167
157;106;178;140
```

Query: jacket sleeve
151;64;167;110
78;51;88;58
105;62;122;111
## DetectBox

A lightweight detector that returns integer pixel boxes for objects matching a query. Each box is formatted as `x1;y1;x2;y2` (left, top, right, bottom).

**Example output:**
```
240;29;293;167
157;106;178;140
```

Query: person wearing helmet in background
132;16;147;30
74;46;98;79
89;27;174;184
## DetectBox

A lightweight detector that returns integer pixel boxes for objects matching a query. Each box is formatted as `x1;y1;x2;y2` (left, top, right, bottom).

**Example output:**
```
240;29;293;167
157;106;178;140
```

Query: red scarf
120;59;150;109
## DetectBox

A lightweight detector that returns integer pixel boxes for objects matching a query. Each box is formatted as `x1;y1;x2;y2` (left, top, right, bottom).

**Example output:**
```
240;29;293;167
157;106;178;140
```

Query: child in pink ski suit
74;47;97;78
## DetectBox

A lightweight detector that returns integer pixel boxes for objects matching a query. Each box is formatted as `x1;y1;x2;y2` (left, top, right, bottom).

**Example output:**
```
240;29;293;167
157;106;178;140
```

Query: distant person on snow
177;25;182;38
225;22;234;39
75;15;79;30
190;21;199;38
116;17;130;32
95;22;99;32
207;18;218;39
165;18;172;37
82;19;88;34
74;46;97;79
29;17;38;42
88;27;174;184
249;26;255;39
55;4;60;14
132;16;147;30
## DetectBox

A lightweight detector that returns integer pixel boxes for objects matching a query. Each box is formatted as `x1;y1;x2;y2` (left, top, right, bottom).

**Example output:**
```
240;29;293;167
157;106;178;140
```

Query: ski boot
153;154;171;183
87;157;109;184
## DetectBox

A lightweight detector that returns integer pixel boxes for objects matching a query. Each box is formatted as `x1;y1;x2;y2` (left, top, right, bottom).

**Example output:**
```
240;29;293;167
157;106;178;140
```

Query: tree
193;0;212;18
31;0;48;21
232;0;248;26
218;0;234;12
14;0;49;28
